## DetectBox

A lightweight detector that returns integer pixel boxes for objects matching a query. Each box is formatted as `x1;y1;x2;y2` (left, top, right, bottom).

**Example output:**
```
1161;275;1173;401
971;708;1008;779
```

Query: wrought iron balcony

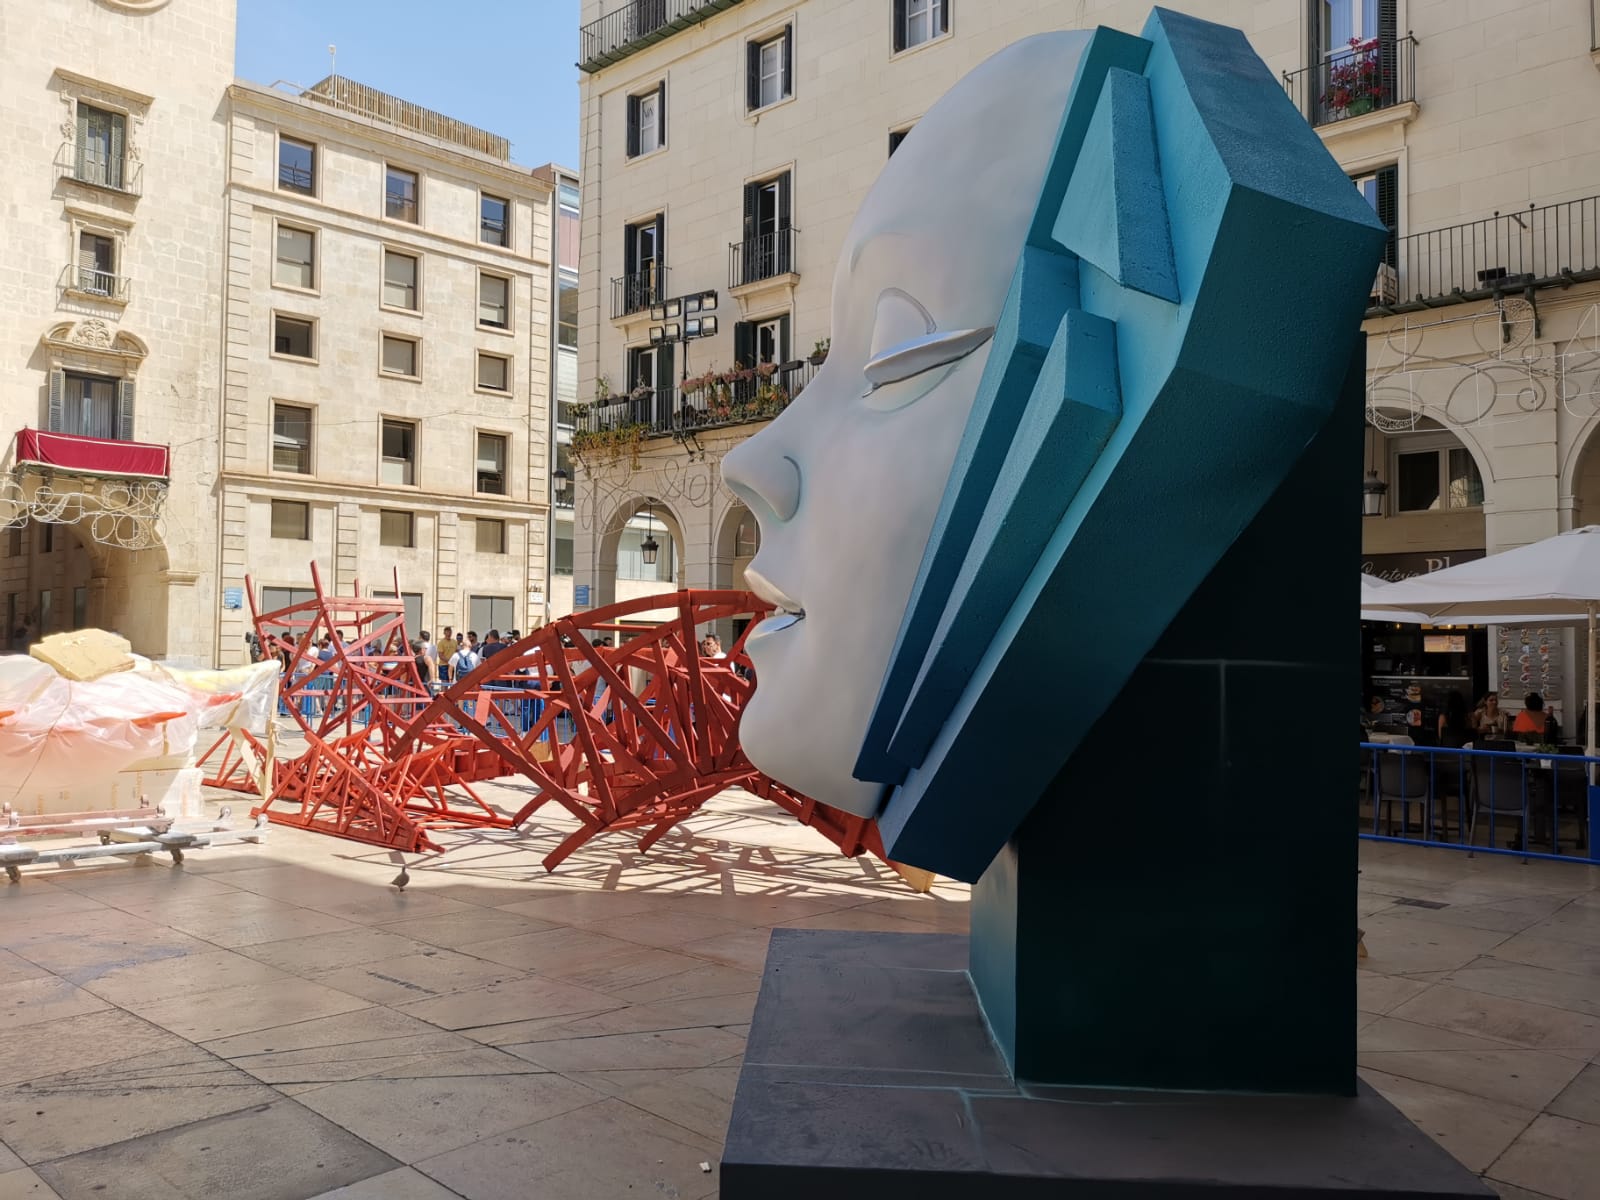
1369;194;1600;319
1282;35;1417;128
611;264;668;319
572;358;820;447
54;141;142;196
580;0;746;72
59;266;131;303
729;228;799;289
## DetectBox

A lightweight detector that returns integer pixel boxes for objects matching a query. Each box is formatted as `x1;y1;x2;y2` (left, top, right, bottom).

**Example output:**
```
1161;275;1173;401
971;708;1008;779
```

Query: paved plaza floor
0;784;1596;1199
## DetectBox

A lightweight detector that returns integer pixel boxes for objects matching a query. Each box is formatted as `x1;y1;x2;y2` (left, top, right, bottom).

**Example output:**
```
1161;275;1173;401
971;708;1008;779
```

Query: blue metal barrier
1359;742;1599;863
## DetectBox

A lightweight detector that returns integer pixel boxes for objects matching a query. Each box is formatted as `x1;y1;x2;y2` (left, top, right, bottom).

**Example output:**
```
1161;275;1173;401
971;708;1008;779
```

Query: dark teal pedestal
970;345;1362;1092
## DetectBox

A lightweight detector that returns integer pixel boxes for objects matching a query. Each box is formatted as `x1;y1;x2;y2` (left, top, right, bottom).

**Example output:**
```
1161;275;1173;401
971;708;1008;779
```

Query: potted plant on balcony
810;337;830;365
1322;37;1382;118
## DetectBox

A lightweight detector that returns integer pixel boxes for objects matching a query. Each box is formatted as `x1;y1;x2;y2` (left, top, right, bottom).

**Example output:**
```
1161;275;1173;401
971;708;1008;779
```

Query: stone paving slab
0;784;1593;1199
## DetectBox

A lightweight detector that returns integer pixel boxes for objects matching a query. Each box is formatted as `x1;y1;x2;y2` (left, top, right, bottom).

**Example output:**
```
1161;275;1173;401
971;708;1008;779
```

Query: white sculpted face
721;33;1090;816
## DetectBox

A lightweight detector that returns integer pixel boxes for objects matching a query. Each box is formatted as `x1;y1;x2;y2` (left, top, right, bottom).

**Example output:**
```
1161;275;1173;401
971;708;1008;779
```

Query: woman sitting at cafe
1511;692;1560;743
1471;692;1504;739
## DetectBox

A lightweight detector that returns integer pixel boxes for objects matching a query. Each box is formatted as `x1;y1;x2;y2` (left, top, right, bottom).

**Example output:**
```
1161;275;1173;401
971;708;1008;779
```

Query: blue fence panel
1359;742;1598;863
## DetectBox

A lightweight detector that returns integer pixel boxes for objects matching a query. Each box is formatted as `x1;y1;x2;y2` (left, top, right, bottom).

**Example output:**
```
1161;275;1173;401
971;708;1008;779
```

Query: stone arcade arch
593;493;688;617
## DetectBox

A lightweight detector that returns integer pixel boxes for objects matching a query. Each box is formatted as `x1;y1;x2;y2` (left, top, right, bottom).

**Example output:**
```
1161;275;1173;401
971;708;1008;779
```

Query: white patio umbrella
1359;572;1429;623
1364;525;1600;756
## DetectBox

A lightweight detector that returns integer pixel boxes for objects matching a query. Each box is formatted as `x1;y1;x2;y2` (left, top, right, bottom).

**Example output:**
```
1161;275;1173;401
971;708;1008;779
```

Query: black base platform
721;930;1492;1199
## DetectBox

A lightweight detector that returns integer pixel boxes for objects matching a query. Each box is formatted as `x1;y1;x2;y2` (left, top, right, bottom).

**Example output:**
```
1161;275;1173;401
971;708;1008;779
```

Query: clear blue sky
235;0;580;169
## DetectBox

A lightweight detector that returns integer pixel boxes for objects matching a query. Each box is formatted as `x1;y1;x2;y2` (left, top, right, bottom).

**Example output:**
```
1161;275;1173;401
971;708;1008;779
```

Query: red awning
15;429;169;479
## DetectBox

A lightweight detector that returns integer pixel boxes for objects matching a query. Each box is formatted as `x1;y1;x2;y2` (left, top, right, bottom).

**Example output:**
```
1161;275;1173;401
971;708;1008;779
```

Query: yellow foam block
29;629;136;682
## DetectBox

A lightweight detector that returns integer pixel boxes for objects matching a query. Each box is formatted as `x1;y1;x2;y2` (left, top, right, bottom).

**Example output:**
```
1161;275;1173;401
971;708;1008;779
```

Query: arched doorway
0;516;170;656
1360;414;1490;740
713;502;762;646
594;496;686;636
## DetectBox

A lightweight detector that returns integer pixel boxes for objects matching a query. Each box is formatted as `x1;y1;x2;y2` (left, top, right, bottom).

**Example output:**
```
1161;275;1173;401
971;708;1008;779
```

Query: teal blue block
853;244;1080;783
887;308;1120;768
872;7;1388;878
1025;28;1152;252
1054;68;1178;302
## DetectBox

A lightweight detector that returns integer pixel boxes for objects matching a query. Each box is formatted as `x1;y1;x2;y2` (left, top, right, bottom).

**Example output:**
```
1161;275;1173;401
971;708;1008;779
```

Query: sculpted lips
744;566;804;637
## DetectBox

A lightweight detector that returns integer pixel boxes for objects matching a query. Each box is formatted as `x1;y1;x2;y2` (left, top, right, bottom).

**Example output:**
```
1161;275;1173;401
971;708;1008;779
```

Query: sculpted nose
723;440;802;525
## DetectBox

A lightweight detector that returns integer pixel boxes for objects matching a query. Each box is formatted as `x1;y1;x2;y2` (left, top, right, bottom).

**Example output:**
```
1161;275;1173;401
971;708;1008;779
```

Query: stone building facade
0;1;562;668
0;0;235;661
217;80;555;664
573;0;1600;714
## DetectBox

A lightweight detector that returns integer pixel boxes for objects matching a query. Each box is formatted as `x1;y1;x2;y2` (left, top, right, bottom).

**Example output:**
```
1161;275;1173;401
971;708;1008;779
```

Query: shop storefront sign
1361;549;1485;582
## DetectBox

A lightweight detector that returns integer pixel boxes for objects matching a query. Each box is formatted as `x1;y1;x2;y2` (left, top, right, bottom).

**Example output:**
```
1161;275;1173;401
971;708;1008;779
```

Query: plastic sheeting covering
0;655;279;806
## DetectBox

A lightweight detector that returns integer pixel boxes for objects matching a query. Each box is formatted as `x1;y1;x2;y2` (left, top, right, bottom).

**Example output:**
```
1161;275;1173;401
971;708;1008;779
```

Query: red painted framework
200;572;886;873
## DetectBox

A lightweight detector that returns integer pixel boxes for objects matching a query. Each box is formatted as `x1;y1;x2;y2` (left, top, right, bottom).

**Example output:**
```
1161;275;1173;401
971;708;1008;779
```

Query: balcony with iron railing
1283;35;1417;128
1368;194;1600;319
54;141;142;197
729;227;799;290
59;265;131;304
611;264;669;319
572;358;822;449
579;0;747;73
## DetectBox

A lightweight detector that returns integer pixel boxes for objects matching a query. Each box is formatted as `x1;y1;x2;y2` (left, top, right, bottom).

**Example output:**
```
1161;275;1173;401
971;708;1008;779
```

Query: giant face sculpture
723;33;1091;817
726;10;1389;878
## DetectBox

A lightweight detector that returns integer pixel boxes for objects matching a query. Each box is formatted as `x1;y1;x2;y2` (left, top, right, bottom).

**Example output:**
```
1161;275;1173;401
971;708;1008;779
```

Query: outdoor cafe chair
1377;753;1432;840
1468;753;1530;851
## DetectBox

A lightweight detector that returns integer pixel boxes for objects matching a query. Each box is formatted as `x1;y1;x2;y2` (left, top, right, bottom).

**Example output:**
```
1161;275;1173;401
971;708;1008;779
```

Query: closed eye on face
860;288;994;411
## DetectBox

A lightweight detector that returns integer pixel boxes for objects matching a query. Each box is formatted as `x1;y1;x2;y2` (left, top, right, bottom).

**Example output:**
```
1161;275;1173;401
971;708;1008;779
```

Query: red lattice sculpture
201;573;892;876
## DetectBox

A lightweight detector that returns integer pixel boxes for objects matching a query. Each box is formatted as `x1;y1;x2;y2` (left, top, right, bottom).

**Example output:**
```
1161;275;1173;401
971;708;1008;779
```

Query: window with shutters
737;173;793;284
747;28;792;111
274;225;316;292
278;137;316;195
754;315;788;365
382;250;420;311
1353;165;1399;294
619;216;665;315
386;165;420;223
74;103;127;190
627;83;666;157
476;432;508;494
273;314;316;360
270;500;310;541
381;335;420;379
50;371;133;440
379;509;415;548
381;419;417;485
628;344;673;397
1307;0;1400;123
272;403;313;474
478;273;511;330
480;193;509;247
74;232;119;297
475;518;507;555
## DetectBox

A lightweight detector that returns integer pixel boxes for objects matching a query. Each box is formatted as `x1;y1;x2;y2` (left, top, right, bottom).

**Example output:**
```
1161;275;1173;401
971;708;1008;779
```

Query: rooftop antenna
328;44;337;77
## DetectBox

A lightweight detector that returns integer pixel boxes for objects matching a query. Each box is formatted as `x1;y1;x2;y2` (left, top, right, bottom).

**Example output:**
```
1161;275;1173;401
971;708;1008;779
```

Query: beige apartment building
0;0;236;660
217;79;556;665
574;0;1600;718
0;0;565;668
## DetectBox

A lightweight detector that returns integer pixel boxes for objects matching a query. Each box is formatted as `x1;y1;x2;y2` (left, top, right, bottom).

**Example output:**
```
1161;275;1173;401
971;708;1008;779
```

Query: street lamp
553;467;570;498
1362;469;1388;517
640;506;659;567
